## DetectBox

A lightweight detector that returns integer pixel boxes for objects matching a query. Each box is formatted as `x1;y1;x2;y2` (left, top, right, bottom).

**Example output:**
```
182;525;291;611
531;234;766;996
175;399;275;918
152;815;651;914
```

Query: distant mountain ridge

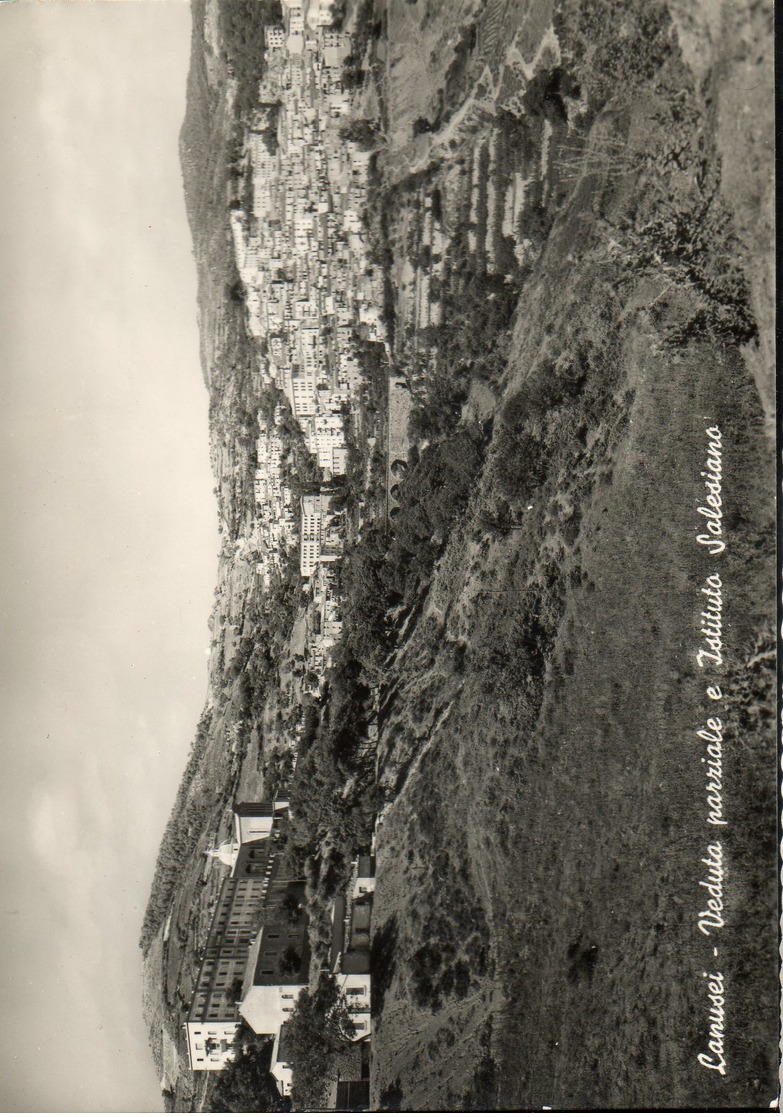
140;3;237;1100
178;0;234;390
179;0;213;237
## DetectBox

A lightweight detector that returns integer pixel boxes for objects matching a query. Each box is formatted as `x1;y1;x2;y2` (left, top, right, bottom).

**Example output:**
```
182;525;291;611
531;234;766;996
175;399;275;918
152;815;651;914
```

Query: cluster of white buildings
298;493;344;676
232;0;386;600
253;407;297;589
305;562;344;682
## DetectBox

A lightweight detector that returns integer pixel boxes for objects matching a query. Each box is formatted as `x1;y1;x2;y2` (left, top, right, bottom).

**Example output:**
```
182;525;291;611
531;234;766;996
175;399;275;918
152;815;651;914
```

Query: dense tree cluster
285;977;356;1110
337;429;485;671
287;650;382;879
339;117;380;150
209;1028;287;1113
555;0;673;111
407;241;520;444
219;0;284;117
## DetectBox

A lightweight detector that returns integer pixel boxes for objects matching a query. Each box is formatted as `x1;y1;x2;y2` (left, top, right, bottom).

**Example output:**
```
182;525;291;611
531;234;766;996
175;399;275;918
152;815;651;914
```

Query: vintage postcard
0;0;776;1111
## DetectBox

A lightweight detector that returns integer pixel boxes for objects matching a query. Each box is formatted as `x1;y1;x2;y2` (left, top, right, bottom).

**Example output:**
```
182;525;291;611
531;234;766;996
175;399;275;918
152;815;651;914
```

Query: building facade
184;803;309;1071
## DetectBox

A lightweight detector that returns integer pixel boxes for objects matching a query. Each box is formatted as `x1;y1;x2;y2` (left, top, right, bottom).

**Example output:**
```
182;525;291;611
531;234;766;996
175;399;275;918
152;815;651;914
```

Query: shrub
494;426;549;504
278;945;303;977
209;1035;285;1112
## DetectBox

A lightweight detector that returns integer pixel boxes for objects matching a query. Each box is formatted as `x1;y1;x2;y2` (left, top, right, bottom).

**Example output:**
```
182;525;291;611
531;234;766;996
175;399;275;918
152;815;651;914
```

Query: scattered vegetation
286;650;381;884
338;428;485;677
340;0;382;89
460;1021;499;1111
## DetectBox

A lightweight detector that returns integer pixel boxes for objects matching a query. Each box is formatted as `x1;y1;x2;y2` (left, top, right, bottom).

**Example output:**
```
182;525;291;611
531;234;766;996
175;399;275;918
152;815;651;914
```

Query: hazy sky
0;1;220;1110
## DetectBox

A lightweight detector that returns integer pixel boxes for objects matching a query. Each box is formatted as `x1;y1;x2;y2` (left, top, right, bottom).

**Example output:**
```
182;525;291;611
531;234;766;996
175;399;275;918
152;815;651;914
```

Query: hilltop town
233;9;386;592
142;0;776;1110
141;0;392;1108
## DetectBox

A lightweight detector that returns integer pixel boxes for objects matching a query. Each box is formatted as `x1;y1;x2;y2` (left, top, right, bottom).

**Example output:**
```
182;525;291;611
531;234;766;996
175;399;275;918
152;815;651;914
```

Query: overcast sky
0;1;219;1110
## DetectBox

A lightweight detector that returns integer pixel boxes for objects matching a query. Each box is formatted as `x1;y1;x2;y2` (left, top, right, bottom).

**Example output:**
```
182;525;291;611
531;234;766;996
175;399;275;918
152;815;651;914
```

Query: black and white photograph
0;0;776;1111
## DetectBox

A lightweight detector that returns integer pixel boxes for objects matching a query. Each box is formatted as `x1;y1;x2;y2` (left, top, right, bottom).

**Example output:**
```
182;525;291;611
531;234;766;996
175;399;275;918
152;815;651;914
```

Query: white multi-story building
265;25;286;50
300;506;322;576
286;367;318;419
304;411;347;471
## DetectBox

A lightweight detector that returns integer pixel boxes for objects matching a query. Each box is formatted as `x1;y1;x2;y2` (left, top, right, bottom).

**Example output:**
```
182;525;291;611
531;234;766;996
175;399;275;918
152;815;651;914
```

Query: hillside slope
368;0;775;1108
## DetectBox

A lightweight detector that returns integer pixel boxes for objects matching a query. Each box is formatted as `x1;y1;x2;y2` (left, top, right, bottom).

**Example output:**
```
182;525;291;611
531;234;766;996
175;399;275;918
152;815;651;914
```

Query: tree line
139;706;215;953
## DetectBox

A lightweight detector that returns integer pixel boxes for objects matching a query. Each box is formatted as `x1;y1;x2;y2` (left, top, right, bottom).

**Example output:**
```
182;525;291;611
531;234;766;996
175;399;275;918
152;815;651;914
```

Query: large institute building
184;799;374;1099
184;800;311;1071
